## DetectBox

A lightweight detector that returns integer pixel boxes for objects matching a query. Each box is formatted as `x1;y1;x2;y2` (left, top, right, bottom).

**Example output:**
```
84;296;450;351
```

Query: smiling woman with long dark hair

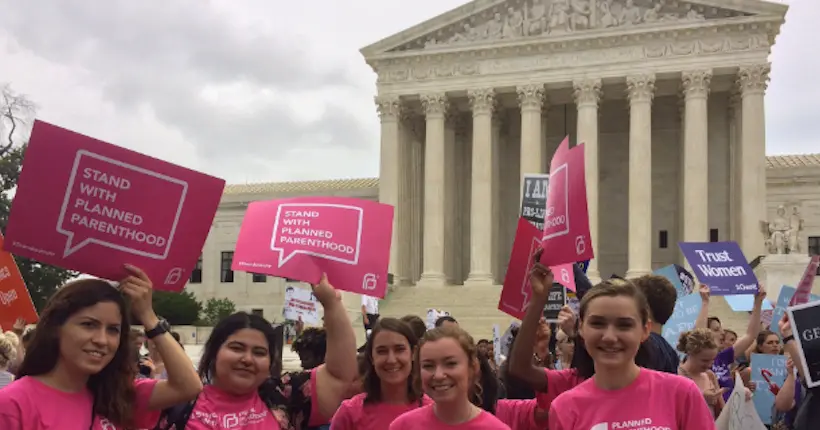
0;265;202;429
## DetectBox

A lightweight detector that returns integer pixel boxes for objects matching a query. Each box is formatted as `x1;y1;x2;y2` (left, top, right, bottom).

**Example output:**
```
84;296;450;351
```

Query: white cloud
0;0;815;185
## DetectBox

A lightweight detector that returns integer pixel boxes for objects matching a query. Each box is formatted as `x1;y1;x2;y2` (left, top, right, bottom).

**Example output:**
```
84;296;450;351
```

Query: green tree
201;297;237;326
0;85;76;311
152;290;202;326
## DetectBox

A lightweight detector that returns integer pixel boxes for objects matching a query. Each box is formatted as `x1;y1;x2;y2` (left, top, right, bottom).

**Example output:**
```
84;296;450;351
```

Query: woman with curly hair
677;328;725;418
291;327;327;371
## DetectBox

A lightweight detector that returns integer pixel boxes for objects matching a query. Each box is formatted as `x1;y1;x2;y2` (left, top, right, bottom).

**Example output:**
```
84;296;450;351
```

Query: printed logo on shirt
193;407;269;428
591;418;671;430
98;419;117;430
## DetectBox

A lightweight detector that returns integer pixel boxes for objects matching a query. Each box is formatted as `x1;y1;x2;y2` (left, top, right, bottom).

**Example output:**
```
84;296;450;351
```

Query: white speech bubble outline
270;203;363;268
543;162;570;240
56;150;188;259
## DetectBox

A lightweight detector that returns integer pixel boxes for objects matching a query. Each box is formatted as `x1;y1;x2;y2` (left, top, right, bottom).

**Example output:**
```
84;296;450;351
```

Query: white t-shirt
361;295;379;314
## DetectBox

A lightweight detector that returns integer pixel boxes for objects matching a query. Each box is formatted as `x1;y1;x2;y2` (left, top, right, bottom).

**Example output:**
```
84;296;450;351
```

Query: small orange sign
0;232;38;329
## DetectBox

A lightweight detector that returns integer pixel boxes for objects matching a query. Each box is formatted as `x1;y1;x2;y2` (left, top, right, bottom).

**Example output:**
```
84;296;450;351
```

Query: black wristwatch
783;334;795;344
145;318;171;339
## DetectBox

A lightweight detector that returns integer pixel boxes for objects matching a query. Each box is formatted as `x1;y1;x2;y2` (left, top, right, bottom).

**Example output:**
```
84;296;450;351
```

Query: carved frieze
395;0;737;52
376;34;770;84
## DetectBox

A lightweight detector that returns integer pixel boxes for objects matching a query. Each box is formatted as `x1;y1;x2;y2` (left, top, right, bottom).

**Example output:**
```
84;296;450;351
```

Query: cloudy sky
0;0;815;185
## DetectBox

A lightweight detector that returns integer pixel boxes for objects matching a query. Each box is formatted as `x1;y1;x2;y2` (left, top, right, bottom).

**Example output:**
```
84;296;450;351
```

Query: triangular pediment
361;0;788;56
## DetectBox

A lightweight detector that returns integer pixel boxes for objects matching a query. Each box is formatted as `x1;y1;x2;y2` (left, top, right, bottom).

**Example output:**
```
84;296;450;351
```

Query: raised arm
119;265;202;410
693;285;710;330
312;273;358;418
509;251;553;391
731;284;765;361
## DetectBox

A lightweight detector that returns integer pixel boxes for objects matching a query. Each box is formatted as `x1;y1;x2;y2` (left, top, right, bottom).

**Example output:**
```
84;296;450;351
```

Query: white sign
282;284;320;324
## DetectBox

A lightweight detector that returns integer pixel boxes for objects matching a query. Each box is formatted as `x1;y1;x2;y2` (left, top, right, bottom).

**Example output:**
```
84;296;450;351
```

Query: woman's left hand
119;264;156;321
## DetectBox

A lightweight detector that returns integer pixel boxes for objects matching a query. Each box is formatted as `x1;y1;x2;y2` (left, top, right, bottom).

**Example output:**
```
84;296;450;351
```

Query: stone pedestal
753;254;814;302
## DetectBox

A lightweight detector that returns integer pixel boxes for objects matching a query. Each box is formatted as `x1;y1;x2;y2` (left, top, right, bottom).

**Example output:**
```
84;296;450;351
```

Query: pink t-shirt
495;399;542;430
186;384;284;429
389;404;511;429
0;376;160;429
330;392;433;429
549;368;715;430
534;368;583;411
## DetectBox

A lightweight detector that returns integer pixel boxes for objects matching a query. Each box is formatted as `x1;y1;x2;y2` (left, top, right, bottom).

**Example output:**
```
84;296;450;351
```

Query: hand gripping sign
4;120;225;292
539;137;594;267
499;218;577;320
232;196;394;298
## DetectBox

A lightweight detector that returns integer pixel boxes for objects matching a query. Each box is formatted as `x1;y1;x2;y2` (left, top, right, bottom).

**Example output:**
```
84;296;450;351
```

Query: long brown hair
18;279;136;428
362;317;423;404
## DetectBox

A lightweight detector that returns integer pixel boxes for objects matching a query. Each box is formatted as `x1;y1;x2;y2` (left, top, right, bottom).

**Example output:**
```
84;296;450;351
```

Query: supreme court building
361;0;789;286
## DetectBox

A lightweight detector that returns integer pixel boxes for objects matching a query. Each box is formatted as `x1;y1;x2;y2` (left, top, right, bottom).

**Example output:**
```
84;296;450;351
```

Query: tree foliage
202;297;237;326
152;290;202;326
0;85;76;311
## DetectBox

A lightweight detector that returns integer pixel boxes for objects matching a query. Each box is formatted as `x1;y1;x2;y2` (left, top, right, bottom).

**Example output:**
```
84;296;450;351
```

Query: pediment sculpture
761;204;804;255
396;0;743;52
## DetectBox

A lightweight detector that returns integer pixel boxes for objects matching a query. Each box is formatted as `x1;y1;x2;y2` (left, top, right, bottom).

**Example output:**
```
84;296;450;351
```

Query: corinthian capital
737;64;771;95
468;88;496;115
626;74;655;105
516;84;546;110
573;79;602;107
420;93;449;118
681;70;712;100
375;95;402;121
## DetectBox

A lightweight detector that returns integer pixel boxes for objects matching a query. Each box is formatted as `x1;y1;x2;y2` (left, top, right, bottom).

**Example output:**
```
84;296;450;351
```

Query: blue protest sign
750;353;789;425
661;293;702;352
653;264;694;298
725;295;773;312
770;286;820;336
576;260;590;273
678;241;757;295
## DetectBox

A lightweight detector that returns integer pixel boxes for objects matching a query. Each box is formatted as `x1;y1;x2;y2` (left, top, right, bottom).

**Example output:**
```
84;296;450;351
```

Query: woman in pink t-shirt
389;326;511;429
155;273;359;430
0;265;203;429
524;265;715;430
331;317;431;429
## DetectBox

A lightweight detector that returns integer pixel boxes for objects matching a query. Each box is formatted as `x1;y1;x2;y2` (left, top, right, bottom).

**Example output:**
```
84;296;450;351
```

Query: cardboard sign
282;285;320;325
661;293;702;351
426;308;450;330
539;137;594;267
790;255;820;306
715;373;767;430
4;121;224;291
786;300;820;388
750;353;788;425
232;197;394;298
679;241;757;295
543;284;567;322
0;233;38;328
771;286;820;336
520;174;549;230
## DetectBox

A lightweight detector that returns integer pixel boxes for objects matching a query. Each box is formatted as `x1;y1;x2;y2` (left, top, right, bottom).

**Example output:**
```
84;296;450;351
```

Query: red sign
790;255;820;306
540;137;594;267
0;233;38;328
4;120;225;292
232;197;394;298
499;218;576;319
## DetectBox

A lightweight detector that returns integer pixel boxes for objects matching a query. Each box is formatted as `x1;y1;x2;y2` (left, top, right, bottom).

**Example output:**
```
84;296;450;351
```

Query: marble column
465;88;496;286
727;89;742;242
419;93;449;286
625;74;655;278
573;78;602;284
737;64;770;258
681;70;712;244
375;95;403;281
517;84;546;202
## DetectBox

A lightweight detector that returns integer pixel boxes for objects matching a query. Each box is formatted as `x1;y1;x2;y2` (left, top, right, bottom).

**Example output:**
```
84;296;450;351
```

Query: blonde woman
677;329;724;417
0;332;17;388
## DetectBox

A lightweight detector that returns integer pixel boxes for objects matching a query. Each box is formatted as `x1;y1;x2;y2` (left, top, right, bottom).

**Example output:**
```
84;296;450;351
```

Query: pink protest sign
539;137;594;267
790;255;820;306
232;197;394;298
4;120;225;292
499;218;576;319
